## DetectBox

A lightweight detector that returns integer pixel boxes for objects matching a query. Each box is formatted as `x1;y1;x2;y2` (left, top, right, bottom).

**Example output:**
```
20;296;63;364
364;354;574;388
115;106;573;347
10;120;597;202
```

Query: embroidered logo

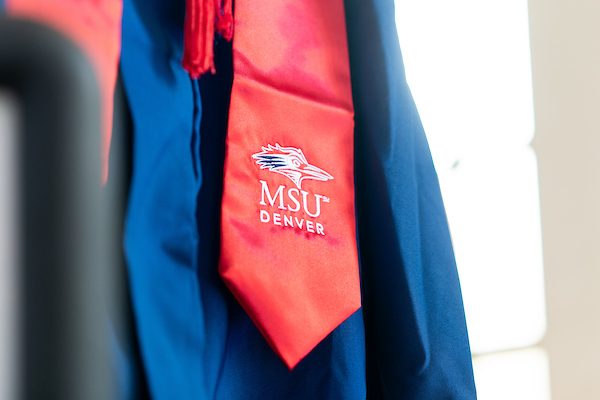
252;143;333;189
252;143;333;236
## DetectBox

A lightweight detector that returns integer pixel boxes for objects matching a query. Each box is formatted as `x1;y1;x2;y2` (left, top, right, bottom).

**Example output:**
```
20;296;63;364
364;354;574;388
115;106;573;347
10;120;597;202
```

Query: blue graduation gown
0;0;476;396
116;0;477;397
345;1;477;397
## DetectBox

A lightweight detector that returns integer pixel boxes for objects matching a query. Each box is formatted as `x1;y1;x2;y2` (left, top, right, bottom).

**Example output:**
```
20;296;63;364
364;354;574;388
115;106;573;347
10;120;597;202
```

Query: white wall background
529;0;600;398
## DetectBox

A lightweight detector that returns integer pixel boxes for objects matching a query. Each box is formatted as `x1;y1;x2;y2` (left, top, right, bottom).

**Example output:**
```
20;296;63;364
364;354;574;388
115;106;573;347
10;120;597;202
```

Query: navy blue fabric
120;1;209;398
346;0;477;398
120;0;476;398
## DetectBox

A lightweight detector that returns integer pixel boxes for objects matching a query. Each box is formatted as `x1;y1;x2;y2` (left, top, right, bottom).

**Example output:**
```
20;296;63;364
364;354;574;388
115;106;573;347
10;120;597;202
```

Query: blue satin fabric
346;1;477;398
118;0;477;398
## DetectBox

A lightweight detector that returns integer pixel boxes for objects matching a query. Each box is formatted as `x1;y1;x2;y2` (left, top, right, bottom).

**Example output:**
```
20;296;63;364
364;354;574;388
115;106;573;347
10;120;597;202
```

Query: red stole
217;0;361;368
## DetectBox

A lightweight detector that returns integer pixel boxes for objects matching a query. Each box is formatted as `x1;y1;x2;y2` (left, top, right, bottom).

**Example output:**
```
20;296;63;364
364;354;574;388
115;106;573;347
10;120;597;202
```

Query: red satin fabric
220;0;361;368
182;0;233;78
6;0;122;183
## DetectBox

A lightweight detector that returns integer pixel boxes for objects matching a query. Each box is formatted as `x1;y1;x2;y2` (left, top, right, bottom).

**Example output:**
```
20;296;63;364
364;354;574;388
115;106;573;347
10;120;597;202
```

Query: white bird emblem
252;143;334;189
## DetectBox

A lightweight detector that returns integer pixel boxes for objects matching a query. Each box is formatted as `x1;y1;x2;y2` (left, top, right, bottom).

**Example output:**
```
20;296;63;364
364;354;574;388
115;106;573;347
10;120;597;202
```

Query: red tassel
183;0;233;79
216;0;234;41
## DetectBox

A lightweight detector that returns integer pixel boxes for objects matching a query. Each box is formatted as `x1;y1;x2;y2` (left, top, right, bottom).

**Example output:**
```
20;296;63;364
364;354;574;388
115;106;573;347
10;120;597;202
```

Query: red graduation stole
188;0;361;369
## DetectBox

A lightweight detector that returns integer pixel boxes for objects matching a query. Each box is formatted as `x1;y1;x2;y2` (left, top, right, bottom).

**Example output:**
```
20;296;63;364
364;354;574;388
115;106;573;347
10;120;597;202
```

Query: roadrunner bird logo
252;143;334;189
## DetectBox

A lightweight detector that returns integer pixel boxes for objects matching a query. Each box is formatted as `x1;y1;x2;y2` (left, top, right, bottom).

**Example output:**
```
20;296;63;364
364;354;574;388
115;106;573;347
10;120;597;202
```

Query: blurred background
395;0;600;398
